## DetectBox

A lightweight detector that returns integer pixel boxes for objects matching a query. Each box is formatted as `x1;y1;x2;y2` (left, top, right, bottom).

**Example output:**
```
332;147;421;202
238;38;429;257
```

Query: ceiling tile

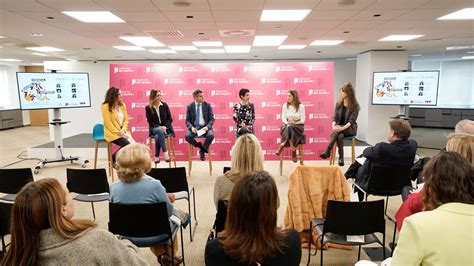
37;0;105;11
212;11;260;22
94;0;159;11
173;21;218;31
0;0;53;12
113;11;169;23
152;0;210;11
208;0;264;11
164;11;214;22
349;9;411;21
306;9;361;21
315;0;377;10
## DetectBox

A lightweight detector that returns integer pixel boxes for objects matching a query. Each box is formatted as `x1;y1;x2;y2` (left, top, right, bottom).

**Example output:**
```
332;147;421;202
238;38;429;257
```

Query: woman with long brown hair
276;90;306;162
145;89;174;164
2;178;145;265
320;82;360;166
101;87;132;161
206;171;301;265
392;152;474;265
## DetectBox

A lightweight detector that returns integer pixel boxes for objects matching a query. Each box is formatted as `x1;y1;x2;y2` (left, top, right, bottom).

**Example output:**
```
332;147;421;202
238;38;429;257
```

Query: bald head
455;119;474;135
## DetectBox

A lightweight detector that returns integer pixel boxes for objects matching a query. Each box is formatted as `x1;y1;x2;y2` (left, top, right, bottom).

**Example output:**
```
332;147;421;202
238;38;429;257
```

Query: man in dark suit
345;119;417;201
185;89;215;161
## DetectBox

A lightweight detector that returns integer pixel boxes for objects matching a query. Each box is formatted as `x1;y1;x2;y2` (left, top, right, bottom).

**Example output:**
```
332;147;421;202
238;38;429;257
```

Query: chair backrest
108;202;171;237
147;167;188;193
223;167;231;174
214;200;229;233
367;164;412;196
92;124;105;141
0;202;13;237
324;200;385;236
66;168;110;195
0;168;34;194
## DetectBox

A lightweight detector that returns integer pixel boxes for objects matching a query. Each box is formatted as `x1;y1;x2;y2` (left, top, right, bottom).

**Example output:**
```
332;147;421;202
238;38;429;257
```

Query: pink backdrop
110;62;334;161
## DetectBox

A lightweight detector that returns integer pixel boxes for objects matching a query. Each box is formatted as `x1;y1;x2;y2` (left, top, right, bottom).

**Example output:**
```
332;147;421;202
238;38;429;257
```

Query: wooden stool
147;134;177;168
92;124;114;181
279;144;304;176
188;139;212;177
329;136;356;165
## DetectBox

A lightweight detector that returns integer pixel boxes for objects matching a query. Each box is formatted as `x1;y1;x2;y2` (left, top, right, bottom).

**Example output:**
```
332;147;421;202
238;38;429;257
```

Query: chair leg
170;137;177;168
320;235;324;265
391;222;397;256
188;196;193;242
188;144;193;176
351;138;356;163
358;245;362;260
279;148;284;176
2;235;6;256
94;141;99;169
166;138;172;168
307;220;313;265
180;225;185;266
383;231;387;259
171;237;175;266
91;202;96;220
208;145;213;176
299;144;304;165
384;196;389;215
329;145;336;165
107;142;114;182
192;189;198;224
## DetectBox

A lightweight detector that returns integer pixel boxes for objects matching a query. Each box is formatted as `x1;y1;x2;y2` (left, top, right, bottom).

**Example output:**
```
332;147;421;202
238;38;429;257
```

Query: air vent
145;30;184;38
219;30;255;37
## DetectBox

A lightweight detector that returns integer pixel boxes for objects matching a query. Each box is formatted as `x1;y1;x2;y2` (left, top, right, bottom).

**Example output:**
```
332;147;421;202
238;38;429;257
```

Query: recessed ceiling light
446;45;474;50
120;36;165;47
113;46;145;51
31;63;44;66
200;49;226;54
260;10;311;21
379;35;424;41
462;56;474;60
437;8;474;20
25;46;64;52
149;49;177;54
62;11;125;23
278;45;306;50
192;41;223;47
31;52;48;56
29;33;43;37
310;40;344;46
224;46;251;54
410;54;422;57
0;59;22;62
169;46;198;51
253;35;287;46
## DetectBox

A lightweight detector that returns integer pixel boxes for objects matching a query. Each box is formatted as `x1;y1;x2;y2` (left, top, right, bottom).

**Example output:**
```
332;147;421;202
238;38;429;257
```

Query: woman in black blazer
145;89;174;163
320;82;360;166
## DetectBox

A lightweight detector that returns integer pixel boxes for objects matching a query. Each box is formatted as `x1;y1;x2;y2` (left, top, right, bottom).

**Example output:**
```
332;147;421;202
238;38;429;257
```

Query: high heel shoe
275;145;284;156
320;148;331;159
291;149;297;162
338;157;344;166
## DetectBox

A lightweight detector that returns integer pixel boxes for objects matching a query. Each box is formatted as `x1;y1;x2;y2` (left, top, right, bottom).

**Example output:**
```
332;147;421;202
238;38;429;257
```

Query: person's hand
118;130;125;136
191;127;198;134
167;193;175;203
161;126;167;133
203;126;209;132
332;125;342;133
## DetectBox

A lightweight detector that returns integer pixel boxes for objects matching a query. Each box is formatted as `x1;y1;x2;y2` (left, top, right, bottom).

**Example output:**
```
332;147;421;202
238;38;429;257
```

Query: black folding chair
0;202;13;256
308;200;386;265
108;202;184;266
353;164;412;254
148;167;197;241
0;168;34;202
223;167;231;174
66;168;110;220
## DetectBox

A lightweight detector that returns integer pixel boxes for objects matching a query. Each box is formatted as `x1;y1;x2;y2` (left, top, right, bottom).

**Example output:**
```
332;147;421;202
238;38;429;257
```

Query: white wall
334;59;357;103
44;61;108;140
356;51;409;145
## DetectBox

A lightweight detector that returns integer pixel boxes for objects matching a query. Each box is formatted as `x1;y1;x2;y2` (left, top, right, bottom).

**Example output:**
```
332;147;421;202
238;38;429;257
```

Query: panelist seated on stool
185;89;215;161
344;119;417;201
145;89;175;164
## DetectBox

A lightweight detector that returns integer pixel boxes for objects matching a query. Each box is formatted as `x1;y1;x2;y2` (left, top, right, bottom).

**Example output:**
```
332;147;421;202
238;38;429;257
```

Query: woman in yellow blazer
391;152;474;266
101;87;131;161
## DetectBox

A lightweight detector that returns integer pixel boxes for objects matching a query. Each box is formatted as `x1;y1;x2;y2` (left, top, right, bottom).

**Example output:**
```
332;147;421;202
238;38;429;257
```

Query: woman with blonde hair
206;171;301;265
446;133;473;165
320;82;360;166
2;178;146;265
145;89;174;164
110;143;184;265
276;90;306;162
213;133;264;208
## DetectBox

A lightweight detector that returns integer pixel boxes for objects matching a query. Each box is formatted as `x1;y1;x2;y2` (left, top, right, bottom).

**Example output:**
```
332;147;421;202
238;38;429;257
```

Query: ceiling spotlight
338;0;356;6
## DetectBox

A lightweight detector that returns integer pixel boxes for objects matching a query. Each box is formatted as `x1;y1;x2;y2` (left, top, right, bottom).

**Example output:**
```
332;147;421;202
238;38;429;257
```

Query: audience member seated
205;171;302;266
345;119;417;201
3;178;146;265
213;133;264;209
394;133;473;231
110;143;184;265
391;152;474;266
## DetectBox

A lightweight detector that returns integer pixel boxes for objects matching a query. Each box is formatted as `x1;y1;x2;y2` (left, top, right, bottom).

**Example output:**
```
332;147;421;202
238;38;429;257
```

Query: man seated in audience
345;119;417;201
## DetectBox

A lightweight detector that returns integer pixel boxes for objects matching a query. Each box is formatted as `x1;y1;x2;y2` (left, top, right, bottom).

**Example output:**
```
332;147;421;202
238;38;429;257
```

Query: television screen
372;71;439;106
16;72;91;110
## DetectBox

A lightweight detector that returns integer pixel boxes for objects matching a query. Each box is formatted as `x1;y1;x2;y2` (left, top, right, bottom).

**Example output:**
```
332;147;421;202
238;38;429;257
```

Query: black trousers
111;137;130;162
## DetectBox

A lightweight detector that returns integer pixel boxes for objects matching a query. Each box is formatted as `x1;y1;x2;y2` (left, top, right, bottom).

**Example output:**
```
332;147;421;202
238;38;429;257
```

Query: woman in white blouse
276;90;305;162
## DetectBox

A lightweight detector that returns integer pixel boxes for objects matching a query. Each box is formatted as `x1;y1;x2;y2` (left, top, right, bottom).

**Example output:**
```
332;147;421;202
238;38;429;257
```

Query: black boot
338;156;344;166
320;146;331;159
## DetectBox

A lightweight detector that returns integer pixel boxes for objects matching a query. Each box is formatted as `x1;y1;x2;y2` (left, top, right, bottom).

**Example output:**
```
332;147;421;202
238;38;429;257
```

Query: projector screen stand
34;109;89;174
390;105;411;120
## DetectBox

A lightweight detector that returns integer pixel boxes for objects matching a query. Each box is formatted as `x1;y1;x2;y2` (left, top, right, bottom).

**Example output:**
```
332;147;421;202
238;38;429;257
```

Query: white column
356;51;409;145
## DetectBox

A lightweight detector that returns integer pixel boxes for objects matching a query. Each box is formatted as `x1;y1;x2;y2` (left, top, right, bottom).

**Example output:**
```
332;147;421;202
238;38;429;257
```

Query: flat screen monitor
16;72;91;110
372;71;439;106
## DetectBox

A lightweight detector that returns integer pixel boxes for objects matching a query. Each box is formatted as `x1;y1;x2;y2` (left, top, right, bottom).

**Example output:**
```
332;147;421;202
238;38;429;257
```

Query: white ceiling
0;0;473;65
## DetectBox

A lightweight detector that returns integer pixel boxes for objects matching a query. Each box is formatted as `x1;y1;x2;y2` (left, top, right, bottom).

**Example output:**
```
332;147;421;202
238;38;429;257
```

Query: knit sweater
213;174;235;209
38;227;147;265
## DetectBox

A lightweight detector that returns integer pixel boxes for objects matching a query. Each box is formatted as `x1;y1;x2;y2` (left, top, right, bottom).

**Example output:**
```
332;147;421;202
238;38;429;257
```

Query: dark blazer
356;139;418;190
333;104;359;136
185;101;215;130
145;102;174;136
